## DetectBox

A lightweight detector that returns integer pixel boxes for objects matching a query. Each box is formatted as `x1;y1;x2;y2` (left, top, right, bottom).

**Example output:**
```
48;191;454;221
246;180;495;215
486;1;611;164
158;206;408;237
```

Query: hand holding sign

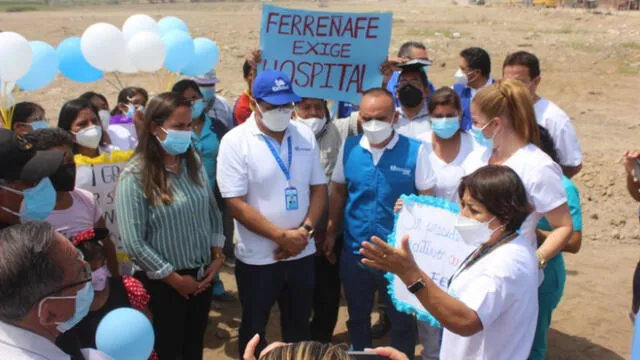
376;194;476;326
259;5;392;103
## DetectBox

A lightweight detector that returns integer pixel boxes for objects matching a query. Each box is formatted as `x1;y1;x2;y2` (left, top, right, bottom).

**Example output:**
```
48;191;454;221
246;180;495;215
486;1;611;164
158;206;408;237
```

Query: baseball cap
191;70;219;86
0;129;64;182
252;70;301;106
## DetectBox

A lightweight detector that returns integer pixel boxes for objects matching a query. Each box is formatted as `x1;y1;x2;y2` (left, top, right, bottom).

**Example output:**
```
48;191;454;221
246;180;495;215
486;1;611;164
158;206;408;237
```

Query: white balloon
118;55;138;74
0;32;33;82
81;23;126;72
127;32;166;73
123;14;159;42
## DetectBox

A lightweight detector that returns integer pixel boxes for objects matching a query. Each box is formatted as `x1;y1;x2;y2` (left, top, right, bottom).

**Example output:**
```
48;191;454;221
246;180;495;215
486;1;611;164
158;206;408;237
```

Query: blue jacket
453;78;495;131
342;134;420;254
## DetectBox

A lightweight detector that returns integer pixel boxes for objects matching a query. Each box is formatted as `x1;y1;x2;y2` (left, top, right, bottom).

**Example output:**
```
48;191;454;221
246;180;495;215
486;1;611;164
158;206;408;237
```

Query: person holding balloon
116;92;225;360
10;101;48;136
55;227;159;360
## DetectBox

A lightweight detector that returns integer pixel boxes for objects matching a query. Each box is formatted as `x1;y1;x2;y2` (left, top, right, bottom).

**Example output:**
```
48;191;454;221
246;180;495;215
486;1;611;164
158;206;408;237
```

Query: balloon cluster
0;15;220;92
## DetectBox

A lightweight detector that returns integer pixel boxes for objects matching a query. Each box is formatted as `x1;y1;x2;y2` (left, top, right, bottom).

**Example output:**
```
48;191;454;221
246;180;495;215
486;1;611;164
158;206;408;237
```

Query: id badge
285;186;299;211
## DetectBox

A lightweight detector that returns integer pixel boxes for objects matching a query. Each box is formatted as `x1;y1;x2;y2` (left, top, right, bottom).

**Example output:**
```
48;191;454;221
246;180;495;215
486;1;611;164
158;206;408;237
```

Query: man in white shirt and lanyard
216;70;328;358
0;222;112;360
502;51;583;178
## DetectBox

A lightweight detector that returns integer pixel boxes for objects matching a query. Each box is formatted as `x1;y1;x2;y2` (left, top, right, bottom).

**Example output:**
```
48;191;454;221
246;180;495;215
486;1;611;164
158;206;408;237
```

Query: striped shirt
116;155;224;279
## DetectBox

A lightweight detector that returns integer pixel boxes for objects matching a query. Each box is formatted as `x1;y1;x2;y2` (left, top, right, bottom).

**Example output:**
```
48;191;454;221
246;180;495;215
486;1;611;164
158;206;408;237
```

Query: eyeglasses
37;262;92;300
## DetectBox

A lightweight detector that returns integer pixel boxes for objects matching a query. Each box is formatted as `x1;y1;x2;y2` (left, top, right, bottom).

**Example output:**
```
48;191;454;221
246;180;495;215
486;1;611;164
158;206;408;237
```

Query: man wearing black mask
394;63;431;140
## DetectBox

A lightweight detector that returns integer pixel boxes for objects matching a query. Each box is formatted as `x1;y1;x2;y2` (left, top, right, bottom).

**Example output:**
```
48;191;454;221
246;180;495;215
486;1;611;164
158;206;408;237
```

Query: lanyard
448;232;516;288
262;135;292;184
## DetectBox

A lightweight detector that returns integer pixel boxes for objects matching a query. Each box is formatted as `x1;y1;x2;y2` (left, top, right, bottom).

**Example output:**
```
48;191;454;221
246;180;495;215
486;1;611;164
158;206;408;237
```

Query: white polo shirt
331;131;436;192
216;114;327;265
461;144;567;247
0;321;112;359
440;233;538;360
417;131;478;203
395;103;431;140
534;97;583;167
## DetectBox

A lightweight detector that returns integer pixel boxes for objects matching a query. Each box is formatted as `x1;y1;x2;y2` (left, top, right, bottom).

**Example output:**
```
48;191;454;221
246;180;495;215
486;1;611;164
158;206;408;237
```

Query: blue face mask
191;99;205;119
470;120;495;148
125;104;144;119
431;117;460;139
157;127;192;156
29;120;49;131
200;87;215;102
0;177;57;222
38;281;95;333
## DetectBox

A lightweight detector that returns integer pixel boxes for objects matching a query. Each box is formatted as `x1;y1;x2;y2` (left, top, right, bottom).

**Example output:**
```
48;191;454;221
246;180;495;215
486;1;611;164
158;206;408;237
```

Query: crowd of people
0;37;603;360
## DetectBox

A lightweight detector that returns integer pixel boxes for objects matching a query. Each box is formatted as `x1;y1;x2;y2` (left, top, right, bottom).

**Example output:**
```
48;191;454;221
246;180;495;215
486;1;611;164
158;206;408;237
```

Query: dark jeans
633;261;640;314
310;236;343;343
236;255;315;358
135;269;213;360
340;250;416;359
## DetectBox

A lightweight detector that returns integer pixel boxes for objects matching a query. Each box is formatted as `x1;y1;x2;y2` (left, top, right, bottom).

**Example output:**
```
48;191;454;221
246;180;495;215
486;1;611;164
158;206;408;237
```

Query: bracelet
535;250;547;269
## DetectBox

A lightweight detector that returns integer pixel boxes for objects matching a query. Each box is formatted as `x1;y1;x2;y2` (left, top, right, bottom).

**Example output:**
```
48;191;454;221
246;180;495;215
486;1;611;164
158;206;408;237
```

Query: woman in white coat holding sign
361;165;539;360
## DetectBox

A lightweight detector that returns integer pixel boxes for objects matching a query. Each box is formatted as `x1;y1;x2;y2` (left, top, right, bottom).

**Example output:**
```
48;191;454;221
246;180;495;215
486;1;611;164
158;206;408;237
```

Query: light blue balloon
16;41;59;91
162;30;194;73
96;308;154;360
181;38;219;77
56;37;103;83
158;16;189;36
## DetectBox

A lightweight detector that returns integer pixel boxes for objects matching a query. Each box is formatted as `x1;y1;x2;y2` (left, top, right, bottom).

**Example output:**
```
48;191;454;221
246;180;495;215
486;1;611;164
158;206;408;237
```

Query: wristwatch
302;223;316;238
407;277;426;294
535;251;547;269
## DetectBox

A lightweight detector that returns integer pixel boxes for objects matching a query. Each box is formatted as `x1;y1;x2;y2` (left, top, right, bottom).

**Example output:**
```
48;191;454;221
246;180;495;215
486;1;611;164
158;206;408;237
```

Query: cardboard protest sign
75;150;134;275
386;194;476;326
260;4;392;103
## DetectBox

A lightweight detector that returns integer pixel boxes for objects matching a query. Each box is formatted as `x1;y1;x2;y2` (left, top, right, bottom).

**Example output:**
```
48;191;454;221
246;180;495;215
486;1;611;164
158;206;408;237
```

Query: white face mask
297;117;327;136
258;104;292;132
362;119;392;145
73;125;102;149
454;68;468;86
98;110;111;130
454;215;500;247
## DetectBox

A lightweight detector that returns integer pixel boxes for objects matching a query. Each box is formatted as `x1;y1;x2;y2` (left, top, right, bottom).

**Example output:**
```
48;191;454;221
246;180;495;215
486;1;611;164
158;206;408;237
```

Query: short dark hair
428;87;462;114
0;222;64;321
503;51;540;79
111;87;149;116
460;47;491;77
361;87;395;113
11;102;44;125
399;68;429;88
458;165;531;233
25;128;74;151
243;60;252;79
537;125;559;164
171;79;202;98
398;41;426;58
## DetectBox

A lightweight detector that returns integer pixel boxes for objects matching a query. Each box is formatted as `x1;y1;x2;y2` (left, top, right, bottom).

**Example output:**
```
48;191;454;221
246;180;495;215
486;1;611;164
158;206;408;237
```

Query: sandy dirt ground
1;0;640;358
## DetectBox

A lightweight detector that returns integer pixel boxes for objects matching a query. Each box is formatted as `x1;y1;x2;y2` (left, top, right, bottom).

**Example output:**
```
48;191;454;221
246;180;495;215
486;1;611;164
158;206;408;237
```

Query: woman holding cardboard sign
360;165;539;360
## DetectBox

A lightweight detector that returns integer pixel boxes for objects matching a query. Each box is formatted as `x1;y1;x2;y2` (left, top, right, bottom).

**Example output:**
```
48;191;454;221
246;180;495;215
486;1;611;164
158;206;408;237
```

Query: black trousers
236;255;315;358
136;269;213;360
310;236;342;343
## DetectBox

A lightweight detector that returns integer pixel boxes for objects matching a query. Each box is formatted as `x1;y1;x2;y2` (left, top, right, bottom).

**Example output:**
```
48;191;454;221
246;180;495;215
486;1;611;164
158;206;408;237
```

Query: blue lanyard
261;135;292;183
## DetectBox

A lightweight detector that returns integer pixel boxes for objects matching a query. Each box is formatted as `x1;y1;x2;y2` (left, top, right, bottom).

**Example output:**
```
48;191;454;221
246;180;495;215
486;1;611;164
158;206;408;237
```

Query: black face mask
398;84;424;108
50;164;77;192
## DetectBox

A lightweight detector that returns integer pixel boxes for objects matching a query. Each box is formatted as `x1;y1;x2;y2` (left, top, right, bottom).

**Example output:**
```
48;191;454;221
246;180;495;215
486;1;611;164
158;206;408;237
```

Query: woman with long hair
116;92;225;359
463;79;573;271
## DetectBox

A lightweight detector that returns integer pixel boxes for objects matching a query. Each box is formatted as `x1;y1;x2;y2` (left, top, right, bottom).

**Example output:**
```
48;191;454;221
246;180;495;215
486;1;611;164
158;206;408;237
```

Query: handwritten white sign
386;194;475;326
75;150;133;275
